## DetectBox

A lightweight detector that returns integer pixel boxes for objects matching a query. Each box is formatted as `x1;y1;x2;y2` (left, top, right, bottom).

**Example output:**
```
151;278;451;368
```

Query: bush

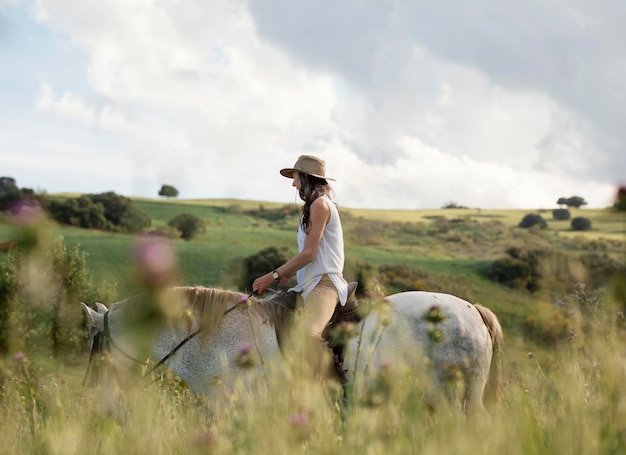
571;217;592;231
487;257;537;292
168;213;205;240
240;247;291;292
378;263;428;294
523;302;574;344
0;237;116;358
48;192;150;233
519;214;547;229
552;208;571;220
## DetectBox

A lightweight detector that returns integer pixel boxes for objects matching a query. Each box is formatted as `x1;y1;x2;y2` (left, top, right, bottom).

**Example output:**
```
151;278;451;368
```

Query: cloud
9;0;622;209
36;83;95;125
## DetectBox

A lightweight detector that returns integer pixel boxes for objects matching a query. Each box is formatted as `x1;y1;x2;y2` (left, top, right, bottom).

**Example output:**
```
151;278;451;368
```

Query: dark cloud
247;0;625;182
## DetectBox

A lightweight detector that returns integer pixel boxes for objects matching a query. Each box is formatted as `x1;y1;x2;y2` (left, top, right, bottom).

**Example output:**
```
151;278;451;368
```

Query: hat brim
279;168;335;181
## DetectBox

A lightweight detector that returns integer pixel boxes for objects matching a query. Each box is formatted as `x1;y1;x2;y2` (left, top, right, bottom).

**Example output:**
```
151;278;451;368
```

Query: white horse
82;285;503;412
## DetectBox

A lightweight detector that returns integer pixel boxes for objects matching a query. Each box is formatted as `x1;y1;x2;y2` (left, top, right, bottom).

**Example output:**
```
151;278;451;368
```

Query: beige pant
297;274;339;339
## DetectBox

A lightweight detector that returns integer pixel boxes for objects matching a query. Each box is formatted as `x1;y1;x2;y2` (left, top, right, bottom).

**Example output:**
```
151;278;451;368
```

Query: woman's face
292;171;302;190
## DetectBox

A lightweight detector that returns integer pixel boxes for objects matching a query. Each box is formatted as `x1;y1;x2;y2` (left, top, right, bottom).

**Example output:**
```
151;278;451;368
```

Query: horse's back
383;291;492;353
345;291;495;410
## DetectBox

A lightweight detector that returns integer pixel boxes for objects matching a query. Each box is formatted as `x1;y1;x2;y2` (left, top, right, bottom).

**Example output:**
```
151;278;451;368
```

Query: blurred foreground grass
1;308;625;455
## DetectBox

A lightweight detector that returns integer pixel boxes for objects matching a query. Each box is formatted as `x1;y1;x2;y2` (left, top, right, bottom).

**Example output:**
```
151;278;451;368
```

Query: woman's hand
252;272;275;295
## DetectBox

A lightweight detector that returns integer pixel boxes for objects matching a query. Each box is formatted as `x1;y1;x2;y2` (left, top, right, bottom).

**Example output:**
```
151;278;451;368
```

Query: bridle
83;299;245;388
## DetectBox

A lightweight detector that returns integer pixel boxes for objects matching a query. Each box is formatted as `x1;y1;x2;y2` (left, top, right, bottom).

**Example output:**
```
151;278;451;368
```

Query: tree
557;196;587;208
168;213;204;240
518;213;547;229
159;184;179;199
552;208;571;220
0;177;19;210
0;177;41;211
615;186;626;212
48;192;150;233
240;246;291;292
571;217;592;231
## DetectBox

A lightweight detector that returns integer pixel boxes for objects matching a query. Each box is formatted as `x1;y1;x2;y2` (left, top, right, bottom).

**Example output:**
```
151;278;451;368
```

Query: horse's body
343;291;503;411
82;286;502;411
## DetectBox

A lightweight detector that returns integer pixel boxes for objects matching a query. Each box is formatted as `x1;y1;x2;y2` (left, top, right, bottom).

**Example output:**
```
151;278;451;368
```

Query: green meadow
1;197;625;454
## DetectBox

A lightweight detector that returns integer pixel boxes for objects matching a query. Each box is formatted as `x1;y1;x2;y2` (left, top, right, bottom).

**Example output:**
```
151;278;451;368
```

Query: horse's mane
169;286;294;339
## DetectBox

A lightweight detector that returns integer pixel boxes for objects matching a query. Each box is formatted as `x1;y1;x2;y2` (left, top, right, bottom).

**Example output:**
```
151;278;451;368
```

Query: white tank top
290;195;349;305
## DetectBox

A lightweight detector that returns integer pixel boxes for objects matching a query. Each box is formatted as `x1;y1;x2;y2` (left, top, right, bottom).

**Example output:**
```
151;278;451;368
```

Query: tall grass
2;292;625;454
1;202;625;454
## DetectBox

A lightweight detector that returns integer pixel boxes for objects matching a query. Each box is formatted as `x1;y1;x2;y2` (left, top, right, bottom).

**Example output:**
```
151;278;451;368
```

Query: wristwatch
271;270;279;281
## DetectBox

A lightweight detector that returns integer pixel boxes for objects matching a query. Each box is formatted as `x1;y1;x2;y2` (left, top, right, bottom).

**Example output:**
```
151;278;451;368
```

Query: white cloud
4;0;620;209
36;83;95;125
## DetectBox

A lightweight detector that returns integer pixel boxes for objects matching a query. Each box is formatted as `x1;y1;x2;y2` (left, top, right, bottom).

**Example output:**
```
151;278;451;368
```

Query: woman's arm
252;197;330;294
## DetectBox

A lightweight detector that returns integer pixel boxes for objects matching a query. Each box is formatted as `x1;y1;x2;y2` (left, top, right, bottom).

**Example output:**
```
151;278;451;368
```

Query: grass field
1;197;624;331
1;196;625;454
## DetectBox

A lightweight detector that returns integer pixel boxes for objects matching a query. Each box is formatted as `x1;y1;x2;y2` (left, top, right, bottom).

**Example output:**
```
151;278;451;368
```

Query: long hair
297;173;334;233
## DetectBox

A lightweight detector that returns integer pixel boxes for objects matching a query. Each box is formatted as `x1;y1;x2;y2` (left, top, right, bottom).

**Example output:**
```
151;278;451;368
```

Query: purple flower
12;352;25;362
235;342;256;368
8;200;45;227
238;342;253;355
289;411;310;428
132;235;177;286
192;430;216;447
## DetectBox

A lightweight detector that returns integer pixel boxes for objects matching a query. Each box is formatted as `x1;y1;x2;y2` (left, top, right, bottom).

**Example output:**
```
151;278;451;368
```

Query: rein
84;298;244;387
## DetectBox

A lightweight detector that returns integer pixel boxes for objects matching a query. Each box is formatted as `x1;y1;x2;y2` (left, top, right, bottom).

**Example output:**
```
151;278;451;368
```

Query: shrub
240;246;291;292
487;257;537;292
552;208;571;220
0;237;116;358
571;217;592;231
48;192;150;233
523;302;574;344
519;214;547;229
378;263;428;294
168;213;205;240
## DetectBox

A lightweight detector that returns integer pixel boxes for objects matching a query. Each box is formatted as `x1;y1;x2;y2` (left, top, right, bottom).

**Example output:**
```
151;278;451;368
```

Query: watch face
272;271;279;280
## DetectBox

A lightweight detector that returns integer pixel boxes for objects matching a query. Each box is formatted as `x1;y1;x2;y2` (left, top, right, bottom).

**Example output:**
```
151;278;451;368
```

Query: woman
252;155;349;341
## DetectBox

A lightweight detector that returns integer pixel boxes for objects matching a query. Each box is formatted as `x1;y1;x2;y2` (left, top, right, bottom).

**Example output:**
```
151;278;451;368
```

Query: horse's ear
95;302;108;314
82;303;105;330
81;302;98;324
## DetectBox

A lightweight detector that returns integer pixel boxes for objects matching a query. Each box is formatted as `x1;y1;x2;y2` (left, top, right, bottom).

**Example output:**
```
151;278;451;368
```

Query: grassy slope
1;198;624;334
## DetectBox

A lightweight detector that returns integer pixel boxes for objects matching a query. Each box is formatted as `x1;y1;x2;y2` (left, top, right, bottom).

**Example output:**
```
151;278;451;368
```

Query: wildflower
7;200;46;250
424;305;446;324
132;234;177;287
327;322;358;348
7;200;45;227
289;411;311;441
13;352;25;362
235;342;256;369
192;430;217;448
427;327;443;343
289;411;310;428
527;352;535;359
239;294;255;308
374;300;392;327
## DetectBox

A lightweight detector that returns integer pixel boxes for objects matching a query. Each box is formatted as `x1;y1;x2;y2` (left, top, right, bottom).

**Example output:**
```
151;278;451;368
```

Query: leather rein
83;299;244;387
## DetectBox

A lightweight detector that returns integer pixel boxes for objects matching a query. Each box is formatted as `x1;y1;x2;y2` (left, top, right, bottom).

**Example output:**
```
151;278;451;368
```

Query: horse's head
81;302;107;352
81;302;110;387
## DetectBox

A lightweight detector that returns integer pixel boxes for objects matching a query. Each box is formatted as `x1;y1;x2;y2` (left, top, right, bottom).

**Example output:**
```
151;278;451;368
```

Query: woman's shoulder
311;196;331;210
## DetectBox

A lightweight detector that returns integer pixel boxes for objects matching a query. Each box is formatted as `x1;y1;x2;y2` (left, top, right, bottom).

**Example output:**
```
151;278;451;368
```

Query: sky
1;0;624;210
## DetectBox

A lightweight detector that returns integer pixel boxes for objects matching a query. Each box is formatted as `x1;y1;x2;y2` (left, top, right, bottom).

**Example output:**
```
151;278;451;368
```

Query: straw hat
279;155;335;181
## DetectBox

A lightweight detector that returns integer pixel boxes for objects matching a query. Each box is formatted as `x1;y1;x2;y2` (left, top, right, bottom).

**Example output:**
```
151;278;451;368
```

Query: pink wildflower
132;235;177;286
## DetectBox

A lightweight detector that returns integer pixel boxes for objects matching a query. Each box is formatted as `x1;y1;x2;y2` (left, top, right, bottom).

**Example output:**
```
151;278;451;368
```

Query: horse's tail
474;303;504;403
